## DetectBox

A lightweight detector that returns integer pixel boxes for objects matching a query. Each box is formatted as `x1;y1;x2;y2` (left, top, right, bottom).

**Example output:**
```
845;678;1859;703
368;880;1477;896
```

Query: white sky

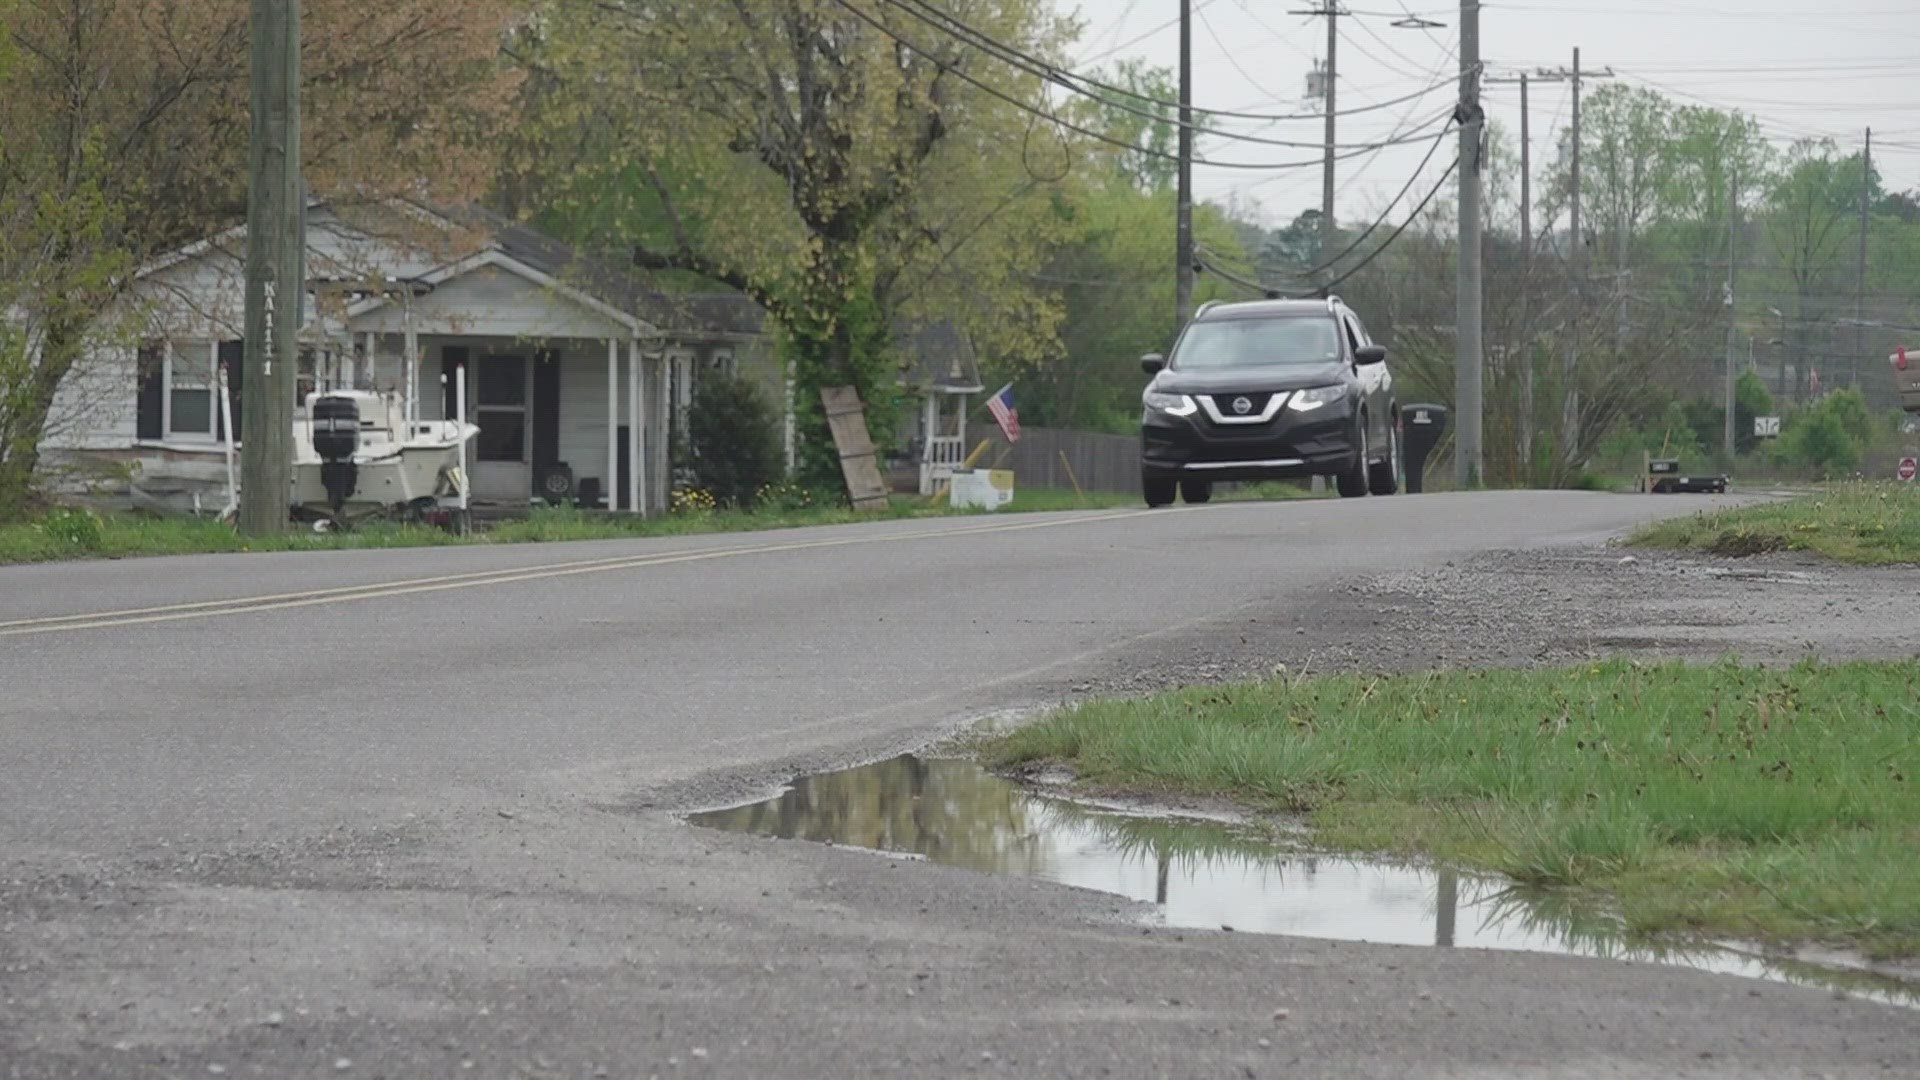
1050;0;1920;227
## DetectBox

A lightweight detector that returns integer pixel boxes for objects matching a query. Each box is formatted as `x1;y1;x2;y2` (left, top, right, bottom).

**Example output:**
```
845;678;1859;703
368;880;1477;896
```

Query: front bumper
1141;402;1360;481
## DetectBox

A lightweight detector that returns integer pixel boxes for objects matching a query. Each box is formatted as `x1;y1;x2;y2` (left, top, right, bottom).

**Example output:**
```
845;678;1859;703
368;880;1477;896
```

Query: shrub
676;369;784;509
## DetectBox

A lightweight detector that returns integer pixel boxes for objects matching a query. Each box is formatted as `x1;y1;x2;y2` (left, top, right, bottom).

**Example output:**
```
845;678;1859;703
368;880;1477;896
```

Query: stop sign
1901;457;1918;482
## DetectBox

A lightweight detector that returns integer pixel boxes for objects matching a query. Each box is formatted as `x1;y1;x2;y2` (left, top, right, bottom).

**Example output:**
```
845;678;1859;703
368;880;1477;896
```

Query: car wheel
1368;417;1400;496
1336;419;1370;499
1180;478;1213;504
1144;473;1178;508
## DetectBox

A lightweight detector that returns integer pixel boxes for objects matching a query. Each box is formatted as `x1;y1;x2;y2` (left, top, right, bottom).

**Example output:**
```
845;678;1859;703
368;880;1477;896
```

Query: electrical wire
833;0;1447;171
893;0;1457;126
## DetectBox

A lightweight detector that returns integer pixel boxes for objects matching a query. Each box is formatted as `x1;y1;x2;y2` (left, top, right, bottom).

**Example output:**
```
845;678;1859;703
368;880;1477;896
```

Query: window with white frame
136;339;243;443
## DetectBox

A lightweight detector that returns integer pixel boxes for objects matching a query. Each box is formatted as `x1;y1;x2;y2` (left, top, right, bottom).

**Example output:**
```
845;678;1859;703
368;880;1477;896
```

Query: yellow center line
1;509;1177;639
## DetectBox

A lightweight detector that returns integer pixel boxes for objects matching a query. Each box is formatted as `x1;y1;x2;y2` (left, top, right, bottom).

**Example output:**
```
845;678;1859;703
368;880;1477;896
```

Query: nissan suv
1139;296;1400;507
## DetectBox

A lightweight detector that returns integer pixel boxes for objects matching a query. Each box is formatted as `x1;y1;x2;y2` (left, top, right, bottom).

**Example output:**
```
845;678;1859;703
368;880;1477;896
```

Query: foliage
676;369;785;509
0;0;524;512
508;0;1076;487
985;658;1920;956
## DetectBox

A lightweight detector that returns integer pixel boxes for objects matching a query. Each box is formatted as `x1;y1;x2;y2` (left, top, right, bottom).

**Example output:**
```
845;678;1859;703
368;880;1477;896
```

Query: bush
1778;390;1881;477
675;369;785;509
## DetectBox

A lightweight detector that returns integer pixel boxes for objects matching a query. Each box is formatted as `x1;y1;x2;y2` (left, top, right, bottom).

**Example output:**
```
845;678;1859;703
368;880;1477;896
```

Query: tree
0;0;524;514
508;0;1076;488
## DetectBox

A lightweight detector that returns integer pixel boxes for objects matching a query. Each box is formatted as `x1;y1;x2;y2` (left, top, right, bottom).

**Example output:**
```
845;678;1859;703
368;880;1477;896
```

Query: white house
41;199;779;516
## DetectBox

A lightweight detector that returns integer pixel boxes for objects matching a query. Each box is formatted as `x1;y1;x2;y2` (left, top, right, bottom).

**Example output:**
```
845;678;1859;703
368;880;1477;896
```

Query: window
1170;317;1342;371
169;344;214;437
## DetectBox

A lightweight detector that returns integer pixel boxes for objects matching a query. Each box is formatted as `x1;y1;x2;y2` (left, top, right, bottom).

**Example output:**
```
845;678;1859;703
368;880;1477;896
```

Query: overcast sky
1048;0;1920;227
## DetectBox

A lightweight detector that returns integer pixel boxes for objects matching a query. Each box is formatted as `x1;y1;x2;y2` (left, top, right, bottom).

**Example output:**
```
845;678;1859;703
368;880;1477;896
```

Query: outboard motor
311;394;361;515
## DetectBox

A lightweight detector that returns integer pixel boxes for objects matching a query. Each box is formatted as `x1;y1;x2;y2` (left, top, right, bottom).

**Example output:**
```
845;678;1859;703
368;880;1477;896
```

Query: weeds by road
984;658;1920;959
1629;482;1920;564
2;484;1299;566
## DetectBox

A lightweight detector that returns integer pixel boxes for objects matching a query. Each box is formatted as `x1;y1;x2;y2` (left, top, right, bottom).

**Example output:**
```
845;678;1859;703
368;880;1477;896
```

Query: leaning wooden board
820;386;892;512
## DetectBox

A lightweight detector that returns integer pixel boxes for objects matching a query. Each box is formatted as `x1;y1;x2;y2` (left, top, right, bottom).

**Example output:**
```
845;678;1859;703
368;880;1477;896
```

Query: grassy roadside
983;659;1920;959
0;487;1170;566
1629;481;1920;564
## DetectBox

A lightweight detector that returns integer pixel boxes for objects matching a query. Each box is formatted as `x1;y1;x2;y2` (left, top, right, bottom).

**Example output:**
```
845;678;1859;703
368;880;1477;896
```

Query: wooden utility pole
1174;0;1195;336
1291;3;1345;280
1455;0;1483;488
1854;127;1872;390
239;0;302;536
1724;162;1740;460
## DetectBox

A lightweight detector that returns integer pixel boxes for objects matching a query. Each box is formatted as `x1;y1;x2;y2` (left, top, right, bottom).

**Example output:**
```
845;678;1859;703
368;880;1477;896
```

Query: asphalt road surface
2;492;1913;1079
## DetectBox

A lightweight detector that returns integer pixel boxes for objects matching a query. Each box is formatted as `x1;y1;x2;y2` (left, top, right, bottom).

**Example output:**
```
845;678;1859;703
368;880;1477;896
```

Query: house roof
895;321;983;393
138;197;767;344
447;204;767;340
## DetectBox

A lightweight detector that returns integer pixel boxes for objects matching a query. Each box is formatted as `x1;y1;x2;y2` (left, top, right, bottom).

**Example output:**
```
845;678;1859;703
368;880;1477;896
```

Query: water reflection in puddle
690;756;1919;1009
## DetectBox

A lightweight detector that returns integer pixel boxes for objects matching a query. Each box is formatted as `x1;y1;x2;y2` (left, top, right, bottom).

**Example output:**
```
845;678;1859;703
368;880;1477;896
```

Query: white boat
291;389;479;526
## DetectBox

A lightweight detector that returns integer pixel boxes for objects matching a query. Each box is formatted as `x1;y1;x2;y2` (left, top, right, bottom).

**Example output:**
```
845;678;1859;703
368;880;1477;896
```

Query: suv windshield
1171;316;1342;370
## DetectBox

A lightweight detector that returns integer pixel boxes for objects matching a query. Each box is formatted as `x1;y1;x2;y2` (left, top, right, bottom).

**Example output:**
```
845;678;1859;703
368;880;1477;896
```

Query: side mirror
1140;353;1166;375
1354;344;1388;366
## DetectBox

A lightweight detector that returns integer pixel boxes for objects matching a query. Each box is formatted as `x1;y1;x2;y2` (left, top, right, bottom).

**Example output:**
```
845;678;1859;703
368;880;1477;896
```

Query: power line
886;0;1454;133
833;0;1428;170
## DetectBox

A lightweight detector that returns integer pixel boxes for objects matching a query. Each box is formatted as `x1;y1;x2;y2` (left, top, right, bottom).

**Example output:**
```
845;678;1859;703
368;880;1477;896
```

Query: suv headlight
1143;389;1198;417
1287;385;1345;413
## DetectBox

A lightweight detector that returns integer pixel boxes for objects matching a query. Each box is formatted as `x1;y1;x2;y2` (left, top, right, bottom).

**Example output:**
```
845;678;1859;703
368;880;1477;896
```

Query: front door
470;354;531;503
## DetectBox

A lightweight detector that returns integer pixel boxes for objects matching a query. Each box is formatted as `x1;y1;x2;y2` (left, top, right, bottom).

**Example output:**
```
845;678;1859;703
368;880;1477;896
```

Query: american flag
986;383;1021;443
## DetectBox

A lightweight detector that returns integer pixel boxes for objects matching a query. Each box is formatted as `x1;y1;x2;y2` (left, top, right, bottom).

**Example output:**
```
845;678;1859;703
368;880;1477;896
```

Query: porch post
627;339;641;516
606;337;619;511
632;337;647;516
920;393;937;495
655;356;671;513
360;332;373;390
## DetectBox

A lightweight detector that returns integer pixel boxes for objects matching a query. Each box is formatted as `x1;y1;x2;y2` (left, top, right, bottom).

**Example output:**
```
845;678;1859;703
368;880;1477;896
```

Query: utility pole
1724;162;1740;461
1174;0;1195;336
1854;126;1871;390
1518;73;1533;475
1455;0;1483;488
1323;6;1338;260
1486;67;1548;478
239;0;302;536
1292;3;1346;278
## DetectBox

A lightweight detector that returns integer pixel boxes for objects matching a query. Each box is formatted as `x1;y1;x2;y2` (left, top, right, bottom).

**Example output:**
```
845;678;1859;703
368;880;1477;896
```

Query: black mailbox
1402;403;1448;495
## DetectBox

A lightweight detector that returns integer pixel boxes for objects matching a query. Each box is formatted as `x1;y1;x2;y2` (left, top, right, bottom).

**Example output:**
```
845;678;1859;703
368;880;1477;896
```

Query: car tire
1336;419;1371;499
1180;479;1213;504
1144;473;1178;508
1368;418;1400;496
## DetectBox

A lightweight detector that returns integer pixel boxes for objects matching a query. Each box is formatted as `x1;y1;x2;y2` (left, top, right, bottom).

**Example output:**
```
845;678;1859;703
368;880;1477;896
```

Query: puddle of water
690;756;1920;1009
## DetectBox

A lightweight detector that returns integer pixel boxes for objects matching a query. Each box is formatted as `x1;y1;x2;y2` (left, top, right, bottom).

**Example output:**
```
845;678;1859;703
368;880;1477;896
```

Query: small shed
895;322;984;495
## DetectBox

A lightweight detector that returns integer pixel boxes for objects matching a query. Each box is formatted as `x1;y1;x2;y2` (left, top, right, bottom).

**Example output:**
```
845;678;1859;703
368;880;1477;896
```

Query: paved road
2;492;1911;1079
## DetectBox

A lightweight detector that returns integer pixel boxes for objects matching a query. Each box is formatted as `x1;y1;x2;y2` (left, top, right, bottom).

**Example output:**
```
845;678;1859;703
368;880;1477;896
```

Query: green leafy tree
509;0;1076;487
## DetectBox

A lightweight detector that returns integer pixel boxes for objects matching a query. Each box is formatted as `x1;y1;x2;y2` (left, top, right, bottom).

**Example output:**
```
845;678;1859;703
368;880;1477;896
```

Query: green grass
982;658;1920;958
0;488;1158;566
1630;481;1920;565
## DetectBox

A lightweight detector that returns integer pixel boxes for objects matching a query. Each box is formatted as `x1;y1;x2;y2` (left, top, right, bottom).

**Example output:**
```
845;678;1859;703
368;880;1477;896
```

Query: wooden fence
974;424;1142;494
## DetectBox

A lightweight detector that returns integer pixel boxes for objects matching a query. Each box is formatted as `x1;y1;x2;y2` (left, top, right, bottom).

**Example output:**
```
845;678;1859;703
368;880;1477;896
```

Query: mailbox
1401;404;1448;495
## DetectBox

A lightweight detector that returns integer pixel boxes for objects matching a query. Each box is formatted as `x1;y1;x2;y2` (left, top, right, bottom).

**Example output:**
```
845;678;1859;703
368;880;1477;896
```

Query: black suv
1139;296;1400;507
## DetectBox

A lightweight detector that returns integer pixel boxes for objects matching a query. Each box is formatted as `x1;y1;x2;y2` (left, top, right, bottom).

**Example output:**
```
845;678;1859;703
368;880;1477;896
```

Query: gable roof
895;321;983;393
446;205;767;340
137;197;768;343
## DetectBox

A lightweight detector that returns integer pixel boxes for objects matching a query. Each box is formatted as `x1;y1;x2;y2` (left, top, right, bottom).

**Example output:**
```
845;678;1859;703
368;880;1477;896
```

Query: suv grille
1206;392;1275;419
